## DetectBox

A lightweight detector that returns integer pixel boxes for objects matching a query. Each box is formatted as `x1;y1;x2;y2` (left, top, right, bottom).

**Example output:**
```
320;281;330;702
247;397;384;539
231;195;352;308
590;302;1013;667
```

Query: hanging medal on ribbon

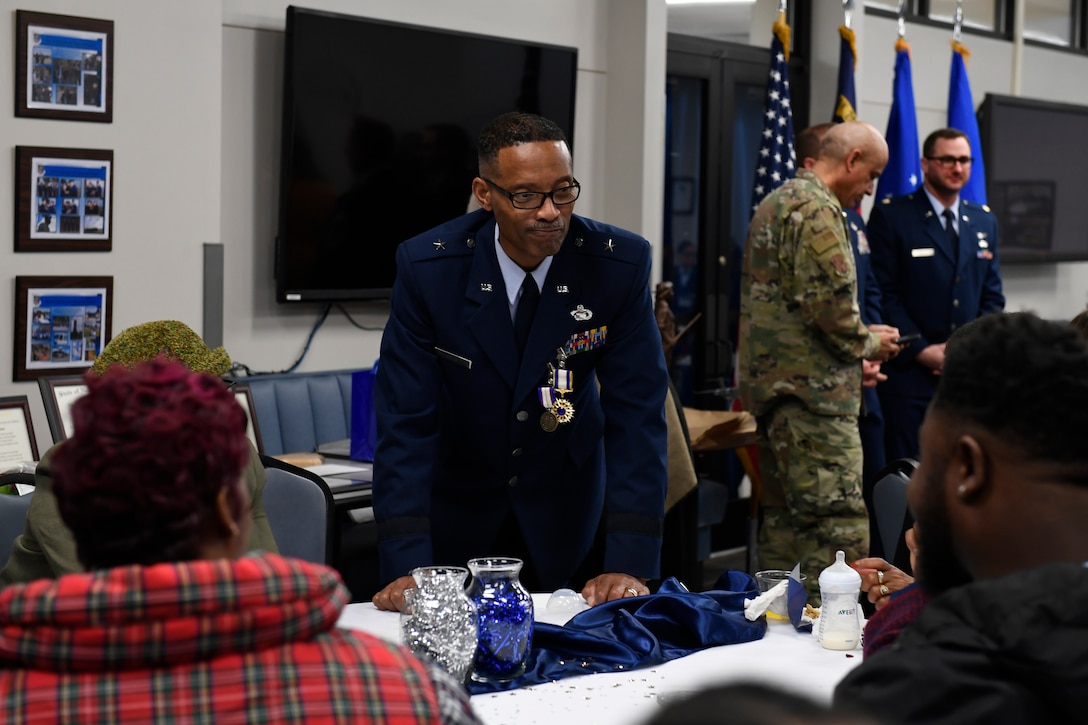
538;385;559;432
538;348;576;431
551;364;574;423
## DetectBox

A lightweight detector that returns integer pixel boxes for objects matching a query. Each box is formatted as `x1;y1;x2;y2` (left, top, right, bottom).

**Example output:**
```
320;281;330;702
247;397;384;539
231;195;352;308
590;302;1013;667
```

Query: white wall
798;0;1088;319
0;0;667;450
219;0;667;376
0;0;223;450
3;0;1085;453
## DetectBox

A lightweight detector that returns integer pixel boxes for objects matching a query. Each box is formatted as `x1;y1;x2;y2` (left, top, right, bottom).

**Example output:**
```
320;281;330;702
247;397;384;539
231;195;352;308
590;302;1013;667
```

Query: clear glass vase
402;566;478;682
466;557;534;682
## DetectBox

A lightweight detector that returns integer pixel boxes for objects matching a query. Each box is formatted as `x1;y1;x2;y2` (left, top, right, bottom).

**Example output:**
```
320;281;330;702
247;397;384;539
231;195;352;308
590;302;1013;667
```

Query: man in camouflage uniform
739;121;902;601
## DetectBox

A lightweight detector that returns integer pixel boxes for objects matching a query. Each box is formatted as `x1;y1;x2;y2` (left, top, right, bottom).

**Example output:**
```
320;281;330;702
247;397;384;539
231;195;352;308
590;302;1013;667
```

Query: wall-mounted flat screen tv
275;6;578;302
978;93;1088;264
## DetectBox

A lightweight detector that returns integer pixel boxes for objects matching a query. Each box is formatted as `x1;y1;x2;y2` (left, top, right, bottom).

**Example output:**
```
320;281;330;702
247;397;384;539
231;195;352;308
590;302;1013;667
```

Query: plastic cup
755;569;806;619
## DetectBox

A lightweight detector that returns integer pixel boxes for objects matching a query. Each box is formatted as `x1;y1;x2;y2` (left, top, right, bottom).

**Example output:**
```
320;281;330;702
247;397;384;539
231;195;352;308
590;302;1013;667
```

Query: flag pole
833;0;858;123
875;0;921;201
947;0;987;205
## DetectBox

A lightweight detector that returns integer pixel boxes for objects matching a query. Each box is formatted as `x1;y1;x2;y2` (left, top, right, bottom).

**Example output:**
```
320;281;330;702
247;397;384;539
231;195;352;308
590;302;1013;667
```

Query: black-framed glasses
483;178;581;210
925;155;973;168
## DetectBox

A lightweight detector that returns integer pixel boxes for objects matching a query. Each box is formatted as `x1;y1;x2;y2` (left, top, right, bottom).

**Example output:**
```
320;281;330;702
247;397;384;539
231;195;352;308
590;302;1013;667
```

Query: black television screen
978;93;1088;264
275;7;578;302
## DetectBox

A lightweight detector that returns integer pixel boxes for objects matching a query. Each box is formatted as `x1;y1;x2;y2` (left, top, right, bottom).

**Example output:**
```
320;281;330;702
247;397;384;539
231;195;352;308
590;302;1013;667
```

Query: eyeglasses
925;156;973;168
483;178;581;210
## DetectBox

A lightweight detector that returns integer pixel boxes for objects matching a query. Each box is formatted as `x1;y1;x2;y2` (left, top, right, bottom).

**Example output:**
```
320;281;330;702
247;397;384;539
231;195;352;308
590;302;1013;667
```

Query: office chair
260;455;335;565
870;458;918;574
0;476;35;568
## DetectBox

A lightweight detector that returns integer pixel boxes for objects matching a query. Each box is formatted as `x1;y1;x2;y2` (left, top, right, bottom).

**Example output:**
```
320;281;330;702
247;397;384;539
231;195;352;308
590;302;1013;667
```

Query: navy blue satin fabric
467;573;766;694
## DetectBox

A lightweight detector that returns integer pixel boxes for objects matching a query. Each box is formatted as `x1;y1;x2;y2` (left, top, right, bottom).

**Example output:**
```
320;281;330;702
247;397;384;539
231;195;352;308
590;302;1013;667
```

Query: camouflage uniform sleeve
793;204;880;362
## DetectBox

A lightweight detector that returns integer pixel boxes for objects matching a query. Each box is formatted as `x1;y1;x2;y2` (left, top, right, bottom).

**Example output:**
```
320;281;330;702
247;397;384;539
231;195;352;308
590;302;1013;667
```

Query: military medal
552;396;574;424
540;409;559;432
538;386;559;431
537;348;576;430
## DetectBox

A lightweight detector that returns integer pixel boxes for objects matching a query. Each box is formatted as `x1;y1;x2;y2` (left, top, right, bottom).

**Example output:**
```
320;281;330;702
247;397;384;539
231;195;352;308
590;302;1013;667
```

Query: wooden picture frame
15;146;113;252
13;276;112;382
16;10;113;122
0;395;40;464
36;375;88;444
232;382;265;455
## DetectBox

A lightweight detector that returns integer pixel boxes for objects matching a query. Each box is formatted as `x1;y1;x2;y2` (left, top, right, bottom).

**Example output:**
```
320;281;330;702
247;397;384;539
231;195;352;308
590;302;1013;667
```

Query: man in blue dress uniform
371;113;668;611
868;128;1004;462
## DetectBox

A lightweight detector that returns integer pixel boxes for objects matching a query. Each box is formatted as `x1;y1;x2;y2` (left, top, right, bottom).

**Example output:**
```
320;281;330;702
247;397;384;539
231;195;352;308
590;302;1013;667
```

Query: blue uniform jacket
846;209;883;327
868;190;1004;399
373;209;668;589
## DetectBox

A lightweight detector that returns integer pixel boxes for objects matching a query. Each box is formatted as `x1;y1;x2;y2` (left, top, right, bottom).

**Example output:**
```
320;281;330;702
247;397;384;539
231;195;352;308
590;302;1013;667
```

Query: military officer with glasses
372;112;668;612
868;128;1005;462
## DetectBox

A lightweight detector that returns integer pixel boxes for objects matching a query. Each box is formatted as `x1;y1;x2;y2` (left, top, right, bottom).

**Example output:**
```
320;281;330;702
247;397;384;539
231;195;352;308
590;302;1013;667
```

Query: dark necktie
943;208;958;245
514;273;539;351
943;208;959;263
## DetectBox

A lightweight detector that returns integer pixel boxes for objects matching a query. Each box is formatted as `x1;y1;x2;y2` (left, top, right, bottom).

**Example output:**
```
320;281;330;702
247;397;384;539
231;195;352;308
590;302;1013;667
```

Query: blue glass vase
466;557;534;682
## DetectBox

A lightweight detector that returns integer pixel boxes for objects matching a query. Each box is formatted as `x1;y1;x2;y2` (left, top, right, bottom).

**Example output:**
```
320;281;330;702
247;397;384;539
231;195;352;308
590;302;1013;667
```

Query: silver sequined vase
402;566;478;682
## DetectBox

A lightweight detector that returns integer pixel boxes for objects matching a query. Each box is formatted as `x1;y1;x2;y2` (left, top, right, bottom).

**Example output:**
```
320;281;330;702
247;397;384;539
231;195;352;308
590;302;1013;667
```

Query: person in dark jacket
834;312;1088;724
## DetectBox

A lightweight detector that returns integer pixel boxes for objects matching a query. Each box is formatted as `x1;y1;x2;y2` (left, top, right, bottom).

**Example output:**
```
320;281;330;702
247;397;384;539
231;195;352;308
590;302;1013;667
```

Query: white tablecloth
337;594;863;725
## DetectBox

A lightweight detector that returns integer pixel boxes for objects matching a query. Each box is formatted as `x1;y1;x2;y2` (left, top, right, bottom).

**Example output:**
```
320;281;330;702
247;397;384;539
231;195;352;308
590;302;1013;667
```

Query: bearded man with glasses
867;127;1005;464
372;112;668;611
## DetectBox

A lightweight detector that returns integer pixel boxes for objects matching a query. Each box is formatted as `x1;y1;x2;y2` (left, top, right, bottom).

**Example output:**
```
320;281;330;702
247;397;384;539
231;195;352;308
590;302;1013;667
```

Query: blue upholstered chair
260;455;335;565
233;369;360;457
0;477;35;569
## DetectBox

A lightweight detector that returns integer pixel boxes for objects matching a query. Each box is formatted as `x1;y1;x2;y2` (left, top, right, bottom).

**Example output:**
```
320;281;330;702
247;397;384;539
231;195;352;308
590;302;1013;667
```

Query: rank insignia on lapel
480;283;493;292
570;304;593;321
556;284;569;293
433;239;446;251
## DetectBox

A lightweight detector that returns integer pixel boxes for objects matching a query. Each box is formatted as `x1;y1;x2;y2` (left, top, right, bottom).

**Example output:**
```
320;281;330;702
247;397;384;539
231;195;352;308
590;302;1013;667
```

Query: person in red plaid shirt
0;359;479;724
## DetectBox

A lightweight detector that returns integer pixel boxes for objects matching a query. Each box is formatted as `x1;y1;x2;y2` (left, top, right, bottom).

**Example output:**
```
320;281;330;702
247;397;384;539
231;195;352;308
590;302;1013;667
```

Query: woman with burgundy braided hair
0;359;480;725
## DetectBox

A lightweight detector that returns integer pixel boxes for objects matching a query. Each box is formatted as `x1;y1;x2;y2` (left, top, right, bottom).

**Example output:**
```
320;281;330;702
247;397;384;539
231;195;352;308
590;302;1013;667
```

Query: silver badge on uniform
570;304;593;321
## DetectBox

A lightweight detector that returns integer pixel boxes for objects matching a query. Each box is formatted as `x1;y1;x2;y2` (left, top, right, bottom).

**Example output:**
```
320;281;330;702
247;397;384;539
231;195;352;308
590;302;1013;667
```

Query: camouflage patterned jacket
739;170;881;418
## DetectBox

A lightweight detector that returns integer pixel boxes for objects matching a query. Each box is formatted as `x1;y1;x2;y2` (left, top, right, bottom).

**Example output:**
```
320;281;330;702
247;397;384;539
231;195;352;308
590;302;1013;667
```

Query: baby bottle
816;550;862;651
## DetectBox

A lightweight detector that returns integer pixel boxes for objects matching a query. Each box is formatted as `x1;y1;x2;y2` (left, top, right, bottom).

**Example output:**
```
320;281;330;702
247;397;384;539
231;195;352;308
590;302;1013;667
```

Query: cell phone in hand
894;333;921;345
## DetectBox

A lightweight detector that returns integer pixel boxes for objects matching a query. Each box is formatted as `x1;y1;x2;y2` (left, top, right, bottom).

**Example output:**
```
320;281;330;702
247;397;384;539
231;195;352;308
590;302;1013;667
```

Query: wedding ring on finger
879;584;890;597
877;570;885;585
625;587;639;597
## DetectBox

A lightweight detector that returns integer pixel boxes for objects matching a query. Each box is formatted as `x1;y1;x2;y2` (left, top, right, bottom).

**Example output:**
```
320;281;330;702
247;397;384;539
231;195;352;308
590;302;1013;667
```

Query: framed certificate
37;375;89;443
0;396;39;466
232;383;265;455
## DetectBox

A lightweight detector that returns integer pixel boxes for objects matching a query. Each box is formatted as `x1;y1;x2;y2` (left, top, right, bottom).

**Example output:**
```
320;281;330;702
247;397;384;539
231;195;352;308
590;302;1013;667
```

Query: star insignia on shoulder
605;238;615;252
433;239;446;251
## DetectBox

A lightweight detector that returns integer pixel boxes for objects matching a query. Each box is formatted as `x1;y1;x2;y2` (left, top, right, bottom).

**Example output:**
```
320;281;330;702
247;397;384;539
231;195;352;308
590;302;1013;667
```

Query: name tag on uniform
911;248;935;258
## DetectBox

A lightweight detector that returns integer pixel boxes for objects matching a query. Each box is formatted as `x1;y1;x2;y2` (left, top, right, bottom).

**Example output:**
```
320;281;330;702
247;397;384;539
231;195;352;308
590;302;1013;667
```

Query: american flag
749;14;797;217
